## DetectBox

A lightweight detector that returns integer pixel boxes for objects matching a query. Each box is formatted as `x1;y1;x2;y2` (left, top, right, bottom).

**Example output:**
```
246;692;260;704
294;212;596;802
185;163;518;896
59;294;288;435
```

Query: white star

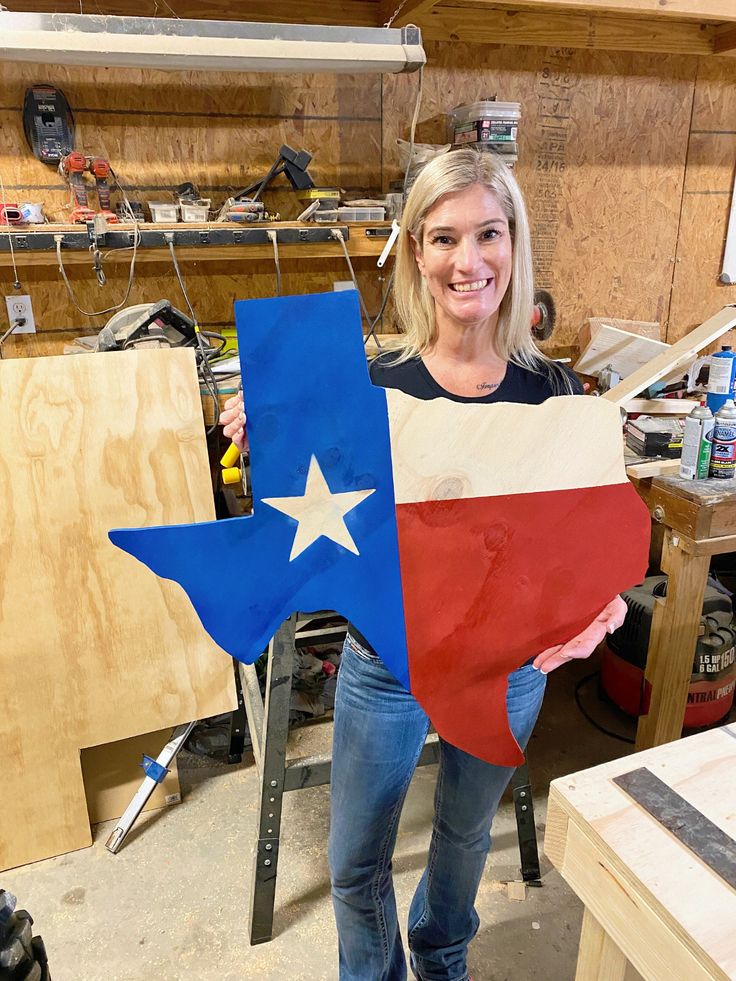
261;455;375;561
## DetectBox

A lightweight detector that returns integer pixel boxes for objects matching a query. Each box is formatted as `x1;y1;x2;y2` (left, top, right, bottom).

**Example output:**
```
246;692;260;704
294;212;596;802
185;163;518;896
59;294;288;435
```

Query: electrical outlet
4;295;36;334
333;281;355;292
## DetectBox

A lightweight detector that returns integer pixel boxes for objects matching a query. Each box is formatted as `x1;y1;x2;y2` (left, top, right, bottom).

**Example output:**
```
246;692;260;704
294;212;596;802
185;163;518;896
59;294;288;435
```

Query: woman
221;148;625;981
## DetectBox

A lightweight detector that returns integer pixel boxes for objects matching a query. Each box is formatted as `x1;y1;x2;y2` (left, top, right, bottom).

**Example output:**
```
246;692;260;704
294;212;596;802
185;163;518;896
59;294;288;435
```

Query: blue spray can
706;345;736;414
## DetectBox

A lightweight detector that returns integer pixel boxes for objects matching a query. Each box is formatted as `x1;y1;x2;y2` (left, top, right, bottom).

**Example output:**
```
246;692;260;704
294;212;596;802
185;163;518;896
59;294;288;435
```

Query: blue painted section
109;290;410;688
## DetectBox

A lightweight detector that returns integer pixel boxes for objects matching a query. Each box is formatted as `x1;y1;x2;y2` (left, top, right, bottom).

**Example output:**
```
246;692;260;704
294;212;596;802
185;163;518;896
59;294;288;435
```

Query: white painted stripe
386;391;626;504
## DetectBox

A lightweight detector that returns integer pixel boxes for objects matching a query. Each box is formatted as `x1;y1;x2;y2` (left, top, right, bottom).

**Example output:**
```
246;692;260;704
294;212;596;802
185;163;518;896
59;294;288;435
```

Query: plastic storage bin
148;202;179;223
180;200;211;222
337;207;386;222
449;101;521;147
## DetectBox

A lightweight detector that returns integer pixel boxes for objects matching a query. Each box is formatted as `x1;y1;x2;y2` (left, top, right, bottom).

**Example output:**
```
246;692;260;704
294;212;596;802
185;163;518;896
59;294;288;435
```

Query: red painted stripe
396;482;650;766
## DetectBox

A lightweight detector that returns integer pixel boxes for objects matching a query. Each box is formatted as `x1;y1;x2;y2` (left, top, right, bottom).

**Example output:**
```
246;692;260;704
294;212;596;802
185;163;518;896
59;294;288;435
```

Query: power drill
59;151;118;224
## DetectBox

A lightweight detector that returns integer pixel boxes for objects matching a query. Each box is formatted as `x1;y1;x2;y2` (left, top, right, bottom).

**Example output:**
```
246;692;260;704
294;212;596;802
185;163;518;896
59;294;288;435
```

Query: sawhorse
241;614;542;944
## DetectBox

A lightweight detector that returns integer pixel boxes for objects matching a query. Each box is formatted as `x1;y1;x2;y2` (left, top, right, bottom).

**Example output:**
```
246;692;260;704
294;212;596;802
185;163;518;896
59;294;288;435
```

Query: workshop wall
1;39;735;356
0;61;384;355
385;41;736;347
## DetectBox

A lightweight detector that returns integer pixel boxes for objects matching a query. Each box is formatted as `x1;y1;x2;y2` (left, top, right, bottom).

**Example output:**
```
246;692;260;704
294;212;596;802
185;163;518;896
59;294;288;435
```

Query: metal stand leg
511;760;541;885
227;659;248;764
242;612;441;944
247;615;297;945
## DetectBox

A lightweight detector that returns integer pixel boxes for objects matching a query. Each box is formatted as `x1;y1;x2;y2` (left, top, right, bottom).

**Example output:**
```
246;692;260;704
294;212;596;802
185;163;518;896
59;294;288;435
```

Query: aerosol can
706;345;736;414
679;400;714;480
709;399;736;479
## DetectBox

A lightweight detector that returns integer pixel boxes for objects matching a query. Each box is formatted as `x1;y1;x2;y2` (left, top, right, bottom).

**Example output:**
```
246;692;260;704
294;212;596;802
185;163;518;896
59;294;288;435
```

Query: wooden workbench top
546;723;736;981
651;473;736;504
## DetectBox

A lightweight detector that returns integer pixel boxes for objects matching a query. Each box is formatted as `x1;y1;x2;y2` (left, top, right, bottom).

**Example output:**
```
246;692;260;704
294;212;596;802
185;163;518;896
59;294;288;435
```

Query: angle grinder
531;289;556;342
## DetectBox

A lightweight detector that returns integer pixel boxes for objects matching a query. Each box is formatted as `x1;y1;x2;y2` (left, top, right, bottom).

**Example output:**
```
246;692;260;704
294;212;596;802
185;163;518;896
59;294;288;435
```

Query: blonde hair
391;147;571;391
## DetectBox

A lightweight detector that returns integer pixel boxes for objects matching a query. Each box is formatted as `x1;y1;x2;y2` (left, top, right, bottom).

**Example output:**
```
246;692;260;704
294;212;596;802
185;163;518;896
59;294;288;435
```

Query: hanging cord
331;229;395;352
56;232;138;317
266;229;282;296
0;169;22;289
403;63;424;198
574;671;635;744
0;320;20;360
384;0;410;28
166;235;220;435
54;162;142;317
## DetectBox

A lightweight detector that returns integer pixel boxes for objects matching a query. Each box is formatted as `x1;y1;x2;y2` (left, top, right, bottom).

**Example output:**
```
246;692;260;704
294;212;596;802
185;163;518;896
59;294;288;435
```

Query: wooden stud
455;0;736;21
635;530;711;750
714;25;736;54
575;908;629;981
10;0;380;28
603;306;736;405
419;7;715;55
379;0;442;26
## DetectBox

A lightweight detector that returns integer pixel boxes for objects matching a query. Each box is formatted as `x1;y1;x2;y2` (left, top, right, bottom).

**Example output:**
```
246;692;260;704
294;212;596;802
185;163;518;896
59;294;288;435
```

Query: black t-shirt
369;351;583;403
348;352;583;655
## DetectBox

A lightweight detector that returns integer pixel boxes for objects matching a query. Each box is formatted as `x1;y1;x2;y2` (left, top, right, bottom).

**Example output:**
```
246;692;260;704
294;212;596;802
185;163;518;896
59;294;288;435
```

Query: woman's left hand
532;595;627;675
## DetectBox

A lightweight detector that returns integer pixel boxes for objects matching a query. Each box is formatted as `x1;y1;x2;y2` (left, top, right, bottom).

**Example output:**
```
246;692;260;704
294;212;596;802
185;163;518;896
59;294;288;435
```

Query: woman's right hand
219;391;248;452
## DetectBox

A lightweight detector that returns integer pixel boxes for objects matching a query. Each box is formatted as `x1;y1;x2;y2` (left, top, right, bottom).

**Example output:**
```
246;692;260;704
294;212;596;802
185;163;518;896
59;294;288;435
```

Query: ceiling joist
379;0;443;28
418;5;717;56
432;0;736;24
714;24;736;54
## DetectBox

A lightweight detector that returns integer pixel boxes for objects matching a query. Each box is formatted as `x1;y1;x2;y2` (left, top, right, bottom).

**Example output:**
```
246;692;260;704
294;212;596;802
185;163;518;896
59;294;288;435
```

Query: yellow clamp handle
220;442;242;485
220;442;241;469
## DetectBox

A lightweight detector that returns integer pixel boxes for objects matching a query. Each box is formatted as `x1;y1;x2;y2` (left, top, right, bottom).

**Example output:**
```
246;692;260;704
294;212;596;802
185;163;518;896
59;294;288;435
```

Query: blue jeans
328;634;547;981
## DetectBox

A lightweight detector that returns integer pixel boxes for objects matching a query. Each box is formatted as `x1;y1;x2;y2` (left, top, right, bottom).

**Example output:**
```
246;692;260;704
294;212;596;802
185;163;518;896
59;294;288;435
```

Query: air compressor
602;576;736;728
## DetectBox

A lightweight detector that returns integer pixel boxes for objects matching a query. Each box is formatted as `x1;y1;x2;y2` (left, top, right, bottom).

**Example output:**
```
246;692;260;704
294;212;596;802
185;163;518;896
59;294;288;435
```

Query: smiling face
411;182;513;339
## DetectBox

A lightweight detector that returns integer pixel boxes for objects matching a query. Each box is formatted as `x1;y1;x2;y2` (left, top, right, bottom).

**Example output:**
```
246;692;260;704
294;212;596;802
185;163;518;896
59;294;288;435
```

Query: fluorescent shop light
0;12;426;74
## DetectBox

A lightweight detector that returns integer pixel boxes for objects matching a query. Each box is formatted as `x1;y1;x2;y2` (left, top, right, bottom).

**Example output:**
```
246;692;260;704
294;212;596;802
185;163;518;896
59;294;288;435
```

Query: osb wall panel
0;257;385;359
0;62;381;217
384;41;697;347
668;57;736;343
0;60;382;352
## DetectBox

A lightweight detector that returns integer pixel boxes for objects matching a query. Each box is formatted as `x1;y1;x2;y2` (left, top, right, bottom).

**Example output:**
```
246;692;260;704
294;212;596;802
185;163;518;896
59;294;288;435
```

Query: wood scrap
575;324;670;379
604;306;736;406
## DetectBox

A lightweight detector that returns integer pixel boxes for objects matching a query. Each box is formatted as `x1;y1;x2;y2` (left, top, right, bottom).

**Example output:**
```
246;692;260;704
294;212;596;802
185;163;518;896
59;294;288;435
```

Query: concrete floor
5;652;726;981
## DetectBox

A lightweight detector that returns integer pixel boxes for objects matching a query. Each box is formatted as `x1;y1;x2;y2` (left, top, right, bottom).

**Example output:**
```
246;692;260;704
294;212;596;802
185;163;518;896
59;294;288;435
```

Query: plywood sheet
0;348;236;870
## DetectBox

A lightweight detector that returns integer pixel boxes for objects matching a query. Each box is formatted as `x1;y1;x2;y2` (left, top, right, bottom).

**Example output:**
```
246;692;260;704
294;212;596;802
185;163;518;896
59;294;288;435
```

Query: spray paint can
709;399;736;479
706;345;736;414
679;400;714;480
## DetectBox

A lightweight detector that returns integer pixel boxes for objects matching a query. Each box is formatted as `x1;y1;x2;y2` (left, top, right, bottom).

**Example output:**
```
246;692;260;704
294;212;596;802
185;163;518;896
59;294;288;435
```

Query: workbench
545;722;736;981
630;474;736;751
